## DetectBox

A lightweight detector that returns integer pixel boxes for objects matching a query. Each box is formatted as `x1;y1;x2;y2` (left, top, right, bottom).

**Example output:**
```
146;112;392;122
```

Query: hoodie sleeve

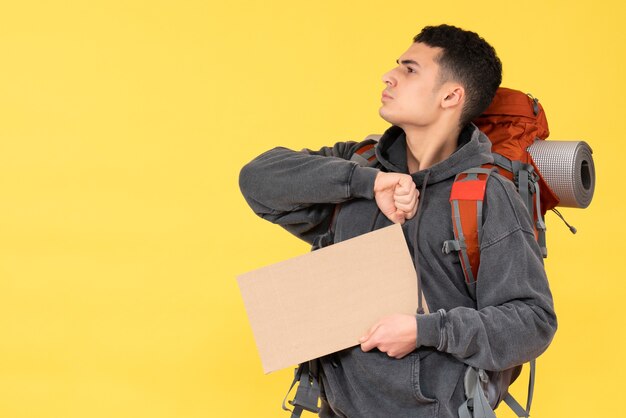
416;175;557;371
238;141;380;244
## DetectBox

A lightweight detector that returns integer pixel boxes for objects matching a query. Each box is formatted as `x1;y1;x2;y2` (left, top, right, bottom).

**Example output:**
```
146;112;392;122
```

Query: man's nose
382;69;396;87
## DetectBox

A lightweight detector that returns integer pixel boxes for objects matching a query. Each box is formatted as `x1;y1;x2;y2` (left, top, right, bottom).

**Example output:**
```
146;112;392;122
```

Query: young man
239;25;557;418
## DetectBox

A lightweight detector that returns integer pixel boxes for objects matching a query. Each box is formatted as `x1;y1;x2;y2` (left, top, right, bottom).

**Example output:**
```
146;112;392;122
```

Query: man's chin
378;107;394;124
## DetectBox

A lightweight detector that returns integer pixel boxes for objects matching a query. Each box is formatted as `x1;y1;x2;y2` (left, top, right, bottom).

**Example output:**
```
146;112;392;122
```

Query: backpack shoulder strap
349;140;379;167
442;167;494;286
446;167;538;418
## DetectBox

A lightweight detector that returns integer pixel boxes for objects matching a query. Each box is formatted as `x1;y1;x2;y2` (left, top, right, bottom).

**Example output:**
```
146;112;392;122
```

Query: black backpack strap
282;361;321;417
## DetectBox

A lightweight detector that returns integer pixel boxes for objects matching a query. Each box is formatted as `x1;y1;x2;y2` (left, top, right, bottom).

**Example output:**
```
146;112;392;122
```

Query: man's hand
373;172;418;224
359;314;417;359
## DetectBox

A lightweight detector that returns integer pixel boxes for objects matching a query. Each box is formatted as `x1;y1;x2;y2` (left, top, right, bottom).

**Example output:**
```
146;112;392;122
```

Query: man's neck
404;122;462;173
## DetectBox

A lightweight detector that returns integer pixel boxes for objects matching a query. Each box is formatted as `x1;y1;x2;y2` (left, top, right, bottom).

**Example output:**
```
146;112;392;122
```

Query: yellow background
0;0;623;417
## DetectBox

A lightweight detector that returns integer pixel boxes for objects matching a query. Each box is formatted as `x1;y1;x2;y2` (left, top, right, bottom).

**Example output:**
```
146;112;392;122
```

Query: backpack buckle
442;239;462;254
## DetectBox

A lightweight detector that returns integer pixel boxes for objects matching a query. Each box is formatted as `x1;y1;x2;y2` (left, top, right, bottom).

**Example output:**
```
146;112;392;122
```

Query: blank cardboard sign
237;224;426;374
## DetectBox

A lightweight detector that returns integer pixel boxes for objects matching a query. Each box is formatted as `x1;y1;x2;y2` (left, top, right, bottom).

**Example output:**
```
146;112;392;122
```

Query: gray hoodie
239;124;557;418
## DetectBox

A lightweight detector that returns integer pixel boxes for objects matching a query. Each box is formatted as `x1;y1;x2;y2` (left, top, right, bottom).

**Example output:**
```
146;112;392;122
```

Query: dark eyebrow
396;59;420;67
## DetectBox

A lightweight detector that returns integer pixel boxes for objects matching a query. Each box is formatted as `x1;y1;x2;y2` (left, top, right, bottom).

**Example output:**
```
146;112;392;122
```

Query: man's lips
381;91;393;100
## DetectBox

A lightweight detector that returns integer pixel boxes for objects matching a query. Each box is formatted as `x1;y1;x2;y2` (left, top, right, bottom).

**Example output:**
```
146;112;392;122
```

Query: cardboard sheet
237;224;428;374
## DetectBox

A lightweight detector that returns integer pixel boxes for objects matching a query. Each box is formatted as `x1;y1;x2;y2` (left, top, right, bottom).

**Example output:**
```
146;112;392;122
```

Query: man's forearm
239;146;378;214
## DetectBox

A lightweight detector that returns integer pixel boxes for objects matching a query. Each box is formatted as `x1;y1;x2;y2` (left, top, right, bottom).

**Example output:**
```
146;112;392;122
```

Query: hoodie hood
374;123;494;185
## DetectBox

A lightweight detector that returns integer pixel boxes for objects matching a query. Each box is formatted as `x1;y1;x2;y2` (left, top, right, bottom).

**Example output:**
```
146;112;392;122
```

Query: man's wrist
415;310;445;349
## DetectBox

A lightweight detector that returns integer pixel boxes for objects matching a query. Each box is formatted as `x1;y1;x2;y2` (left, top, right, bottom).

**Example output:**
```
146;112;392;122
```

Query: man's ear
441;85;464;109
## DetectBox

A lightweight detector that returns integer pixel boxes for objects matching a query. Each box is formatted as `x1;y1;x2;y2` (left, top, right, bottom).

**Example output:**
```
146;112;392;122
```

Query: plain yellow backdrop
0;1;624;417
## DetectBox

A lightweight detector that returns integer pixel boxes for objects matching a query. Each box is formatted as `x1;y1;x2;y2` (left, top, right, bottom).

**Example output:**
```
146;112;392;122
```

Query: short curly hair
413;25;502;127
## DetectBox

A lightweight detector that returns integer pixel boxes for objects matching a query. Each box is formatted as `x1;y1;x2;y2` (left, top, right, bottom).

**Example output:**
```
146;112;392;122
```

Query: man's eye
406;67;416;73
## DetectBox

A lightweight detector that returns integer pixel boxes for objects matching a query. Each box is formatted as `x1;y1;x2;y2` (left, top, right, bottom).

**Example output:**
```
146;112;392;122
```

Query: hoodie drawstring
411;171;431;315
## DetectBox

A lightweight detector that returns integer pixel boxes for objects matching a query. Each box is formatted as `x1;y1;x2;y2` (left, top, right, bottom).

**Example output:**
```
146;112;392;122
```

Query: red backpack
444;87;560;283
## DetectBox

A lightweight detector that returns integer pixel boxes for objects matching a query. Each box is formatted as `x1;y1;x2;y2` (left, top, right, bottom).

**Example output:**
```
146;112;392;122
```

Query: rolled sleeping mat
527;140;595;208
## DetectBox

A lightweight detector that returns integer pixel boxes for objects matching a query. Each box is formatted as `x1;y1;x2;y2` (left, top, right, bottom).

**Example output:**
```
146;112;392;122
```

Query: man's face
379;42;447;128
